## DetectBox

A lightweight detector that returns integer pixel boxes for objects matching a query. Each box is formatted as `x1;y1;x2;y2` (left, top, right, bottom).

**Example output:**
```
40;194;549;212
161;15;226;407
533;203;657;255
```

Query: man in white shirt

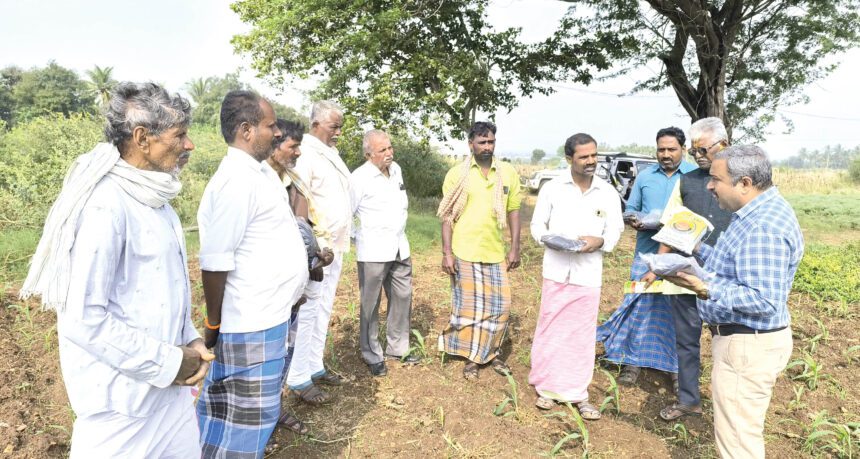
350;130;418;377
196;91;309;457
20;82;212;458
287;100;351;404
528;133;623;420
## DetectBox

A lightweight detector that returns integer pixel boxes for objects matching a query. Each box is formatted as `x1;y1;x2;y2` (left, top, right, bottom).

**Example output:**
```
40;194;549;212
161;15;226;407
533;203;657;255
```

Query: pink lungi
529;279;601;403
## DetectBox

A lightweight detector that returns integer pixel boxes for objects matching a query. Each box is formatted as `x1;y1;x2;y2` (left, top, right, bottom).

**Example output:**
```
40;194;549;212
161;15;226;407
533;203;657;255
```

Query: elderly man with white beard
21;82;212;458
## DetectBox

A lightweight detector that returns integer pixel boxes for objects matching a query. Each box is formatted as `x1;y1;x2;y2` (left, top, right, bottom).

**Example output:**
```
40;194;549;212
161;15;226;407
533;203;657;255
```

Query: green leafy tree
531;148;547;164
557;145;566;157
11;61;93;122
85;65;117;108
555;0;860;140
0;66;23;126
185;72;247;127
231;0;630;139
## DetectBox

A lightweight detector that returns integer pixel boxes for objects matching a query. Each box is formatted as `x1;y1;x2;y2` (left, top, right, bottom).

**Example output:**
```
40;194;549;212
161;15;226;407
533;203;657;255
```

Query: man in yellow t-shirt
436;121;522;381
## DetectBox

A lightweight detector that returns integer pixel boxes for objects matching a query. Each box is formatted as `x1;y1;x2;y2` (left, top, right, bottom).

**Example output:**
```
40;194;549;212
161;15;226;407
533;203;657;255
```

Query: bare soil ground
1;198;857;458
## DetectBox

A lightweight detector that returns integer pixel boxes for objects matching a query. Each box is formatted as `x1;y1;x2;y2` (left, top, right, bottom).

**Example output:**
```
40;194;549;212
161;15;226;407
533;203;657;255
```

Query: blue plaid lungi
596;255;678;373
197;321;288;458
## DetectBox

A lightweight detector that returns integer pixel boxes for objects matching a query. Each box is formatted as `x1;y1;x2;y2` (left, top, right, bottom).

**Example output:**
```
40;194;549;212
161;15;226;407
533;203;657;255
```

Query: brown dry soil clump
1;199;858;458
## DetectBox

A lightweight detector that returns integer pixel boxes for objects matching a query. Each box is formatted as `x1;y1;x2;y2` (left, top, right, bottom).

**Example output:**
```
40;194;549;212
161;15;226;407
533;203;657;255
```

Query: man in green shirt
437;121;522;381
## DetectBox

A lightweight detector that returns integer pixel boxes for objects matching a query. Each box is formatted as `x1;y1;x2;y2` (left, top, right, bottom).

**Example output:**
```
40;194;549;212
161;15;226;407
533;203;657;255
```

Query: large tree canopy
556;0;860;140
231;0;630;138
232;0;860;141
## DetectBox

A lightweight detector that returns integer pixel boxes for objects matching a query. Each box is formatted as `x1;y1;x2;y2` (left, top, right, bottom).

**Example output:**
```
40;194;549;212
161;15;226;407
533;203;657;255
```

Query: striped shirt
696;187;804;330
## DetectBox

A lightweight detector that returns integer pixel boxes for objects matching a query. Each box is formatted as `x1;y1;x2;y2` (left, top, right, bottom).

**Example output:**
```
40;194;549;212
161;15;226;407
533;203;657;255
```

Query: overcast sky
2;0;859;159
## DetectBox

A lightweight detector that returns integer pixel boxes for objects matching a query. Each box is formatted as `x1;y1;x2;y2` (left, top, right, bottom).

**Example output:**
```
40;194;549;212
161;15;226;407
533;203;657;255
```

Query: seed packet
640;252;711;281
652;206;713;254
540;234;587;252
622;209;663;230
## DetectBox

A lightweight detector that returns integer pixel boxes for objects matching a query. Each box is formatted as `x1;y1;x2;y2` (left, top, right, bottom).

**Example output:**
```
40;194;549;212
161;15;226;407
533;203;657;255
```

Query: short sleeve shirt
443;157;521;263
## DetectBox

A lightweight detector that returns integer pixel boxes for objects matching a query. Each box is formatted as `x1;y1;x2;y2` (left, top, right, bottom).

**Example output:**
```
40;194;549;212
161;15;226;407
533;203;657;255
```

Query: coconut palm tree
85;65;116;107
186;77;212;106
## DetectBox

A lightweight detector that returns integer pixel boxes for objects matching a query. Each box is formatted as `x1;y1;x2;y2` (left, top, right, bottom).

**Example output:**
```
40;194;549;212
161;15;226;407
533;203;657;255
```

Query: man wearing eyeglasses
651;117;734;422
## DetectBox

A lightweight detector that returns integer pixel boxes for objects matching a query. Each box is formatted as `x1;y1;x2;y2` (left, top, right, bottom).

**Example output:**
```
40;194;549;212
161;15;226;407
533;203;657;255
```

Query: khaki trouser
711;327;792;459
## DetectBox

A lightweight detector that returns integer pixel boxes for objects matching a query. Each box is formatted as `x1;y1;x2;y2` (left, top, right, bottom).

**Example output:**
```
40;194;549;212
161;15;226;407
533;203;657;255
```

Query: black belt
708;324;787;336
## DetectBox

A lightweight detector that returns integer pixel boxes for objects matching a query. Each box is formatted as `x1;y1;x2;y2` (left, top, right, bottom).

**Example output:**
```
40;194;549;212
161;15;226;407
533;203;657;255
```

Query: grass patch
0;227;40;285
785;192;860;242
793;242;860;304
406;211;440;254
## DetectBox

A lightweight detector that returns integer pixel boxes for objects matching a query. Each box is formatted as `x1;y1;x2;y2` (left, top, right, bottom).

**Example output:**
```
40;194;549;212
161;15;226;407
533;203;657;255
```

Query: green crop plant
541;397;590;458
787;352;828;390
803;410;860;458
406;329;429;361
599;369;620;414
493;373;521;420
805;317;829;354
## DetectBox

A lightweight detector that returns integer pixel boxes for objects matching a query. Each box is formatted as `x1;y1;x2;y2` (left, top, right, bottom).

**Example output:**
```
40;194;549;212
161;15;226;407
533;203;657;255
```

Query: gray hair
104;82;192;147
689;117;729;144
310;100;343;124
362;129;389;155
714;145;773;190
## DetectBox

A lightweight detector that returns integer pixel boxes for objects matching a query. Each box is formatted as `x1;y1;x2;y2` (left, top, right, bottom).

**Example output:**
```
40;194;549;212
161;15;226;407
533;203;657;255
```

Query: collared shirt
696;187;804;330
349;161;410;262
58;177;199;417
198;147;308;333
283;171;332;250
293;134;352;253
443;157;522;263
627;161;696;254
530;174;623;287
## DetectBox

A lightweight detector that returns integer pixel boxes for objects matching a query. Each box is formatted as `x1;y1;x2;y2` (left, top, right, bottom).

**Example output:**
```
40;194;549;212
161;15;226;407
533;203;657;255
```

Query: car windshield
636;161;655;172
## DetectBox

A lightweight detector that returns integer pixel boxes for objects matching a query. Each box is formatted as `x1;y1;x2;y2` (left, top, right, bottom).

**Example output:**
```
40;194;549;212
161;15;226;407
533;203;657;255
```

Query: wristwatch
696;287;709;300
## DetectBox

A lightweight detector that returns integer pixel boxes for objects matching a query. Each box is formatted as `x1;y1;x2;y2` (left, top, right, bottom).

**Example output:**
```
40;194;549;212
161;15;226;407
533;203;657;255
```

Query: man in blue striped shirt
665;145;803;459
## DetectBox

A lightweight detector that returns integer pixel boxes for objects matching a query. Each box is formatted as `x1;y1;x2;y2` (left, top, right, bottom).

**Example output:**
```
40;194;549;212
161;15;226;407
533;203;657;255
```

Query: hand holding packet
540;234;587;252
640;252;712;281
622;209;663;230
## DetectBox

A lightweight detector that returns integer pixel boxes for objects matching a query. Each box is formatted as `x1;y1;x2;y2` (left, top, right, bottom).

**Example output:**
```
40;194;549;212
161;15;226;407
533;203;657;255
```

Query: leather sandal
292;384;331;405
278;411;310;435
491;359;512;376
618;365;640;386
576;401;602;421
463;362;479;381
313;371;344;386
659;403;702;421
535;396;556;410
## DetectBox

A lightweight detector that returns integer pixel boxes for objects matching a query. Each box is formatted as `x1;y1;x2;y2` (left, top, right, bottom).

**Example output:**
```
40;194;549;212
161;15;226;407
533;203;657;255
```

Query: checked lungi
596;256;678;373
197;321;288;458
438;258;511;364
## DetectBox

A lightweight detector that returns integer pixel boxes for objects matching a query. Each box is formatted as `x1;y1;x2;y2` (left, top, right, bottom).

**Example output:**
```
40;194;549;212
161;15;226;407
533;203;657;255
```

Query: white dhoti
69;388;200;459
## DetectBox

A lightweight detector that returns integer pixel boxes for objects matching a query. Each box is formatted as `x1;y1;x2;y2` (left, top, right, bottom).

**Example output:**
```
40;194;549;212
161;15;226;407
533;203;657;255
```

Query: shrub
793;243;860;304
0;113;103;228
849;157;860;184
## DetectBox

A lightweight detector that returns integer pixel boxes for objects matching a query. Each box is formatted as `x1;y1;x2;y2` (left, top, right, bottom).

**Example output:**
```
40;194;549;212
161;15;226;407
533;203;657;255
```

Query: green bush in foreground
793;243;860;304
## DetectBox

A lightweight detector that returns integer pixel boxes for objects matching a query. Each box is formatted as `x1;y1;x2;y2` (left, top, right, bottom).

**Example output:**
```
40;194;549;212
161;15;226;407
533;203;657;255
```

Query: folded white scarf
20;142;182;311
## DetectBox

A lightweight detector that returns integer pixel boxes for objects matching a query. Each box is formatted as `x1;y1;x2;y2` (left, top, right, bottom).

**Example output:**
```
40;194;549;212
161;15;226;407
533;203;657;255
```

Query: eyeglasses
688;140;724;157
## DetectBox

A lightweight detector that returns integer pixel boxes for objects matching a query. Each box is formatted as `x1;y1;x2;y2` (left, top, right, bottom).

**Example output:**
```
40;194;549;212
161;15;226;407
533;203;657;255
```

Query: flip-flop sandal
463;363;479;381
659;403;702;421
576;401;602;421
535;396;556;410
292;384;331;405
278;412;310;435
491;359;512;376
618;366;640;386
